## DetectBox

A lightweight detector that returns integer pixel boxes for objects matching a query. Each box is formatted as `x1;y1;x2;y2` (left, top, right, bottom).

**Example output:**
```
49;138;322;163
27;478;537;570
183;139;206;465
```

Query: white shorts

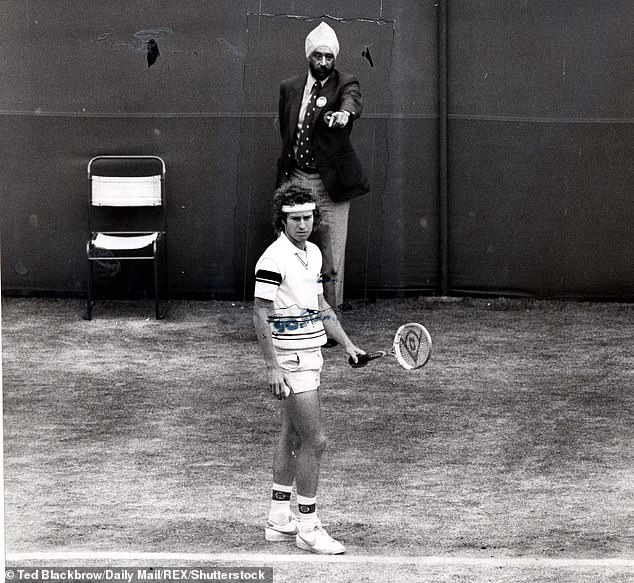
274;347;323;393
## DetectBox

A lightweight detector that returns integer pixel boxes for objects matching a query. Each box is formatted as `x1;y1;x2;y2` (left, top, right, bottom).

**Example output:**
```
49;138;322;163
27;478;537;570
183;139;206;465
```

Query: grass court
2;297;633;582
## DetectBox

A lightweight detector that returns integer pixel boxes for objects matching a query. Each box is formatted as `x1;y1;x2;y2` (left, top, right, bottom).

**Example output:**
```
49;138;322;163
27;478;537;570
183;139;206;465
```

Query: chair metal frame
85;155;170;320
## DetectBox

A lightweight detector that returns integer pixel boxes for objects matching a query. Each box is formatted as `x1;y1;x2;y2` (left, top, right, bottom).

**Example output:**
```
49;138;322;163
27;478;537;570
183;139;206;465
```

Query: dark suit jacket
276;69;370;202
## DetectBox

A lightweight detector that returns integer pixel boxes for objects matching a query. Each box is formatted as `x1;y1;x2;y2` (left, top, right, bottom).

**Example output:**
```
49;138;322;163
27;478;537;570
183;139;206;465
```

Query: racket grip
348;352;381;368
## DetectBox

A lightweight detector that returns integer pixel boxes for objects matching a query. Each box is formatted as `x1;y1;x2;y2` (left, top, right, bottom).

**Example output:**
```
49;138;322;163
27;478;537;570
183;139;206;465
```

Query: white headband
282;202;316;213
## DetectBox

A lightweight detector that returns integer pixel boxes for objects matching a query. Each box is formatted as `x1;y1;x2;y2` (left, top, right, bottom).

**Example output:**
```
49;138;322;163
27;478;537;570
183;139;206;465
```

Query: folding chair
85;155;170;320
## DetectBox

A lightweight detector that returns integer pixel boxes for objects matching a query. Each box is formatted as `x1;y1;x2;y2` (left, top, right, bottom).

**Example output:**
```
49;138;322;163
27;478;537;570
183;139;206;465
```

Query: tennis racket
349;323;432;370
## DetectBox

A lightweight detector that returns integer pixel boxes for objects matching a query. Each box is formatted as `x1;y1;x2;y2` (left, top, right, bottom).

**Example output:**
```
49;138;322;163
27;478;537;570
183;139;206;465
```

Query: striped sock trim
297;495;317;515
270;483;293;519
272;483;293;499
272;490;292;502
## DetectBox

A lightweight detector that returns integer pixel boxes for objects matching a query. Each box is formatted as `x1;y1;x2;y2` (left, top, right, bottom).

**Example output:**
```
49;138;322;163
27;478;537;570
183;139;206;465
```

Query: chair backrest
87;156;166;233
91;175;162;207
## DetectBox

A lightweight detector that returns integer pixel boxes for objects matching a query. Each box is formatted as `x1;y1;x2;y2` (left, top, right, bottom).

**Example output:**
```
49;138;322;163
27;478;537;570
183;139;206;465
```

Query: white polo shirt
254;232;327;350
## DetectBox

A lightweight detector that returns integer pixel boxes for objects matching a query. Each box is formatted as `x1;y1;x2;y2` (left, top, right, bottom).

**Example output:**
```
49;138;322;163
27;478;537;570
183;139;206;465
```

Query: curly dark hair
272;183;322;233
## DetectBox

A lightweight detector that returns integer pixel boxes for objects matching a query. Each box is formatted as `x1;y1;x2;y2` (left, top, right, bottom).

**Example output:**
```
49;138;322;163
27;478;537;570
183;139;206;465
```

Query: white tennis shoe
296;519;345;555
265;513;299;542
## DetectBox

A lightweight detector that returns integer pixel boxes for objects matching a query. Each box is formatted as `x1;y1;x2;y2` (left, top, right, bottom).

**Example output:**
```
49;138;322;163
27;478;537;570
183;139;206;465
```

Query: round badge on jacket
316;96;327;108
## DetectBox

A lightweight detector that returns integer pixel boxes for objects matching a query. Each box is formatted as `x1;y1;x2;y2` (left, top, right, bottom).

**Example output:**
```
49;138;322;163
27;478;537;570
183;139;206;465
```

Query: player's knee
310;431;328;455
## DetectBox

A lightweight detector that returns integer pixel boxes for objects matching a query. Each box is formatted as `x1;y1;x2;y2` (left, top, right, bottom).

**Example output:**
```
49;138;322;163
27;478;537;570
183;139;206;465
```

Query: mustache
311;63;331;74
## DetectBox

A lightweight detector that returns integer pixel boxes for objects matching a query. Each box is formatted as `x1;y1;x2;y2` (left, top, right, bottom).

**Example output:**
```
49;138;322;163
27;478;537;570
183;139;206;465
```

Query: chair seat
85;155;169;320
92;232;159;251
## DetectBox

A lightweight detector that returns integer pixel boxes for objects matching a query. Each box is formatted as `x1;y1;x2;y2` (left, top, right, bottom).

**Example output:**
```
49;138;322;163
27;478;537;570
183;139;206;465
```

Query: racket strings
395;324;431;369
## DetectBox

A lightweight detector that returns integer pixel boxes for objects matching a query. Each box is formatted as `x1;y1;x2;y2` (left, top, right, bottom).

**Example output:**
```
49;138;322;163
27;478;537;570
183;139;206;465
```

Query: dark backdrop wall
448;0;634;299
1;1;632;301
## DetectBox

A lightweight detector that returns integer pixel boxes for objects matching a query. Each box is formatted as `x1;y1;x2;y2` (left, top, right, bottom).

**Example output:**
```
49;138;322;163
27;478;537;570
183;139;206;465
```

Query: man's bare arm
317;295;365;362
253;298;292;399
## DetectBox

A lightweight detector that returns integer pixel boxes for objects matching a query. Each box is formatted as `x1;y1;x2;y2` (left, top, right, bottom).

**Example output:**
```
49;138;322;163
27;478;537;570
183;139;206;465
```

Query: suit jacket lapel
314;70;338;119
287;75;307;143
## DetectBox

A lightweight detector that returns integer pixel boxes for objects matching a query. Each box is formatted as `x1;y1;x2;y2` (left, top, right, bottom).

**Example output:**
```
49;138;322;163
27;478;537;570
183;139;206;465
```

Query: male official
276;21;370;341
253;184;365;554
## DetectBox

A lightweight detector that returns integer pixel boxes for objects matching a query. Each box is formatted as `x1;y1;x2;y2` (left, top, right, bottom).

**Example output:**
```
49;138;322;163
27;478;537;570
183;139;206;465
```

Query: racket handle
348;352;383;368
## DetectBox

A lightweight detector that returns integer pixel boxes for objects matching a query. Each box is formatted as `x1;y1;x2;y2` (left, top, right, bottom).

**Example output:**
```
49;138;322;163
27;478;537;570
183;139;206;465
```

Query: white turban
305;22;339;59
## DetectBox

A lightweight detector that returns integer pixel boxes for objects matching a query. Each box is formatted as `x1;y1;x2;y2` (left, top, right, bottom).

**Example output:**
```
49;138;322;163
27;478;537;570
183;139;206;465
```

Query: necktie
295;81;320;168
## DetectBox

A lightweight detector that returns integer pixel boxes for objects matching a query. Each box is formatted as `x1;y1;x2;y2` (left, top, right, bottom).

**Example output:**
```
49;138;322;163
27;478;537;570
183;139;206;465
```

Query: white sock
297;494;318;526
269;483;293;521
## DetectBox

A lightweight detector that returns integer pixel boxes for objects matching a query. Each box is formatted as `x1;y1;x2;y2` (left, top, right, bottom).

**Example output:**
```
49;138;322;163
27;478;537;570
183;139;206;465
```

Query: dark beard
309;61;333;81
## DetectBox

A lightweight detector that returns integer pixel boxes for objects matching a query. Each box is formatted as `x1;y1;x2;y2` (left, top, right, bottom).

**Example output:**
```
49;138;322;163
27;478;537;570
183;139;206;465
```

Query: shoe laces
303;519;335;540
315;525;336;542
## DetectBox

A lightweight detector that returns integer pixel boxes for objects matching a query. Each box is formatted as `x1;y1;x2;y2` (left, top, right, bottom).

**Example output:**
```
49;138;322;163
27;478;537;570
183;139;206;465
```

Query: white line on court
6;552;634;568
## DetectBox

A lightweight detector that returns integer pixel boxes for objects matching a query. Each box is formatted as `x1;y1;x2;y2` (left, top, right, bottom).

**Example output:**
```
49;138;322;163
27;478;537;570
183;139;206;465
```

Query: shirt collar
279;231;307;253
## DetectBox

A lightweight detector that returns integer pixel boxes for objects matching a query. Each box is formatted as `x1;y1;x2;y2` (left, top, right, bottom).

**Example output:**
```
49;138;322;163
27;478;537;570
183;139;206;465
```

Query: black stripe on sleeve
255;269;282;286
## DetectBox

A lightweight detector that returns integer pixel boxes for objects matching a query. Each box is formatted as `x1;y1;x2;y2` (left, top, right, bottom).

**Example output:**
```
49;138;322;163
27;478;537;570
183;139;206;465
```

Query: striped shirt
254;233;327;349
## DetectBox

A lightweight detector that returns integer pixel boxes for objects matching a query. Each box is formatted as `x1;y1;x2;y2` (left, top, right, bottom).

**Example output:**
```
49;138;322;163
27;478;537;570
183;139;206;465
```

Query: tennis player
253;183;365;555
